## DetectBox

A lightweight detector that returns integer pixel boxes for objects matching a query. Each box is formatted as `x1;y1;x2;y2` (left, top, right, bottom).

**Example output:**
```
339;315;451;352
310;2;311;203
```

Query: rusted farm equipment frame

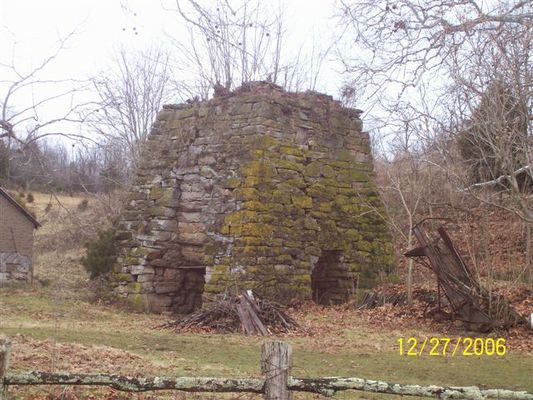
405;218;524;332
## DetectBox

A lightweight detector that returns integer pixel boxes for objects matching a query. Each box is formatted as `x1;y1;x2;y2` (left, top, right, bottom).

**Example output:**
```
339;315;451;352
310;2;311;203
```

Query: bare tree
371;103;456;302
88;46;173;175
171;0;284;94
0;31;92;185
168;0;331;97
337;0;532;283
448;25;532;282
337;0;532;108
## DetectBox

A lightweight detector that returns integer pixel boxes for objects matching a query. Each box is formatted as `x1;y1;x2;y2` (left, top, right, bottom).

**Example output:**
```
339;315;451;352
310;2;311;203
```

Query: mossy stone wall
111;83;394;313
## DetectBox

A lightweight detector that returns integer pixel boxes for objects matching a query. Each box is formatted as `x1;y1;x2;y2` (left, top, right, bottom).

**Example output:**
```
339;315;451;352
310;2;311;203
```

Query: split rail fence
1;339;532;400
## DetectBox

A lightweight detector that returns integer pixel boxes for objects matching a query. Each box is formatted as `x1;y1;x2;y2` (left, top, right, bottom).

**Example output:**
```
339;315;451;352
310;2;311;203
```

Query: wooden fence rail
1;339;532;400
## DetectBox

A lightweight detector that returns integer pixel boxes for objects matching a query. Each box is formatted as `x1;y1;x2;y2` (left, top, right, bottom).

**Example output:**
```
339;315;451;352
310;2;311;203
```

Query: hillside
0;191;531;399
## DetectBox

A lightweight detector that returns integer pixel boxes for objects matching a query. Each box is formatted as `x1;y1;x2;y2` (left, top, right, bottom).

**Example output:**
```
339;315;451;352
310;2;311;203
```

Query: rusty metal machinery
405;219;525;332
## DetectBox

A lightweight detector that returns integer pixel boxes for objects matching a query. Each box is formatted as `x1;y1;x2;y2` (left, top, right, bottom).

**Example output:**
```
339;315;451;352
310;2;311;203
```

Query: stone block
137;274;156;283
178;212;203;222
178;222;204;234
181;245;204;263
145;294;173;312
163;269;185;281
154;282;182;294
179;232;208;244
150;258;169;267
129;265;155;275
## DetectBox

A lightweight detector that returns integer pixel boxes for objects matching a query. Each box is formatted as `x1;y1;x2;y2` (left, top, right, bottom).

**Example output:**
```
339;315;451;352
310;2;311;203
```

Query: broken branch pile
171;291;299;335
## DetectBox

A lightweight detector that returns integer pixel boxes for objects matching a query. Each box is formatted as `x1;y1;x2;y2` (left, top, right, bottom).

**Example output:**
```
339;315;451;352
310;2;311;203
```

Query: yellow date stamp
397;337;507;356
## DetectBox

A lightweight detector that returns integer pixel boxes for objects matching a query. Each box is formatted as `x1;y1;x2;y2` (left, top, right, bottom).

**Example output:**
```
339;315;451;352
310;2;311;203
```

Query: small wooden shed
0;187;40;282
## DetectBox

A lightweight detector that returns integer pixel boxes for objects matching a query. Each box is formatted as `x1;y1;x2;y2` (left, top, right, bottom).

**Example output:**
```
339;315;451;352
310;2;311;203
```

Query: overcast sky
0;0;342;90
0;0;345;146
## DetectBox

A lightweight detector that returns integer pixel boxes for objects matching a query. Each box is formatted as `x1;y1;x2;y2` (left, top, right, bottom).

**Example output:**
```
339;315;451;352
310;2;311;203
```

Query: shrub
26;192;34;203
81;228;117;279
77;198;89;211
44;202;52;213
9;191;37;219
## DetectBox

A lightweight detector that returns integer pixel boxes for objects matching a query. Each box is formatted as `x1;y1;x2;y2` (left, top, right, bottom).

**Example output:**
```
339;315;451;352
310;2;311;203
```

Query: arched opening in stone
171;267;205;314
311;250;354;305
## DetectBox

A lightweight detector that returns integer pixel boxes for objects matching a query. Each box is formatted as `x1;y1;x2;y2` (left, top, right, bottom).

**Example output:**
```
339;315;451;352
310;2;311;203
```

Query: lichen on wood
4;373;532;399
5;372;264;393
288;377;533;399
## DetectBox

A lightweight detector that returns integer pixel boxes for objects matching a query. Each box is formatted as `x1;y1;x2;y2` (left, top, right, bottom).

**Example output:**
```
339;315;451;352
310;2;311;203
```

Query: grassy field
0;192;531;399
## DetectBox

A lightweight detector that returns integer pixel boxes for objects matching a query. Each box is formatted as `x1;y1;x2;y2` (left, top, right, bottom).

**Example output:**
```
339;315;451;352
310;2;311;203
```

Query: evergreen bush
81;228;117;279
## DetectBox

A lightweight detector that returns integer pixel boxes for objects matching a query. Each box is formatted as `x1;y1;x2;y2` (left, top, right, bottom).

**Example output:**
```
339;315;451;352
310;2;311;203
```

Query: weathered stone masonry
111;83;394;313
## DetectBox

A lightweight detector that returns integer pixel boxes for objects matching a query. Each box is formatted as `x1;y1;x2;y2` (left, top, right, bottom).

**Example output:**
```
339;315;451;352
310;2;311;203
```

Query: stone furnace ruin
111;83;394;313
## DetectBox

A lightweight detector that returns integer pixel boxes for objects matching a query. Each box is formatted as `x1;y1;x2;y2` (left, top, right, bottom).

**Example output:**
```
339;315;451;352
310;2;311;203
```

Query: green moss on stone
303;217;320;231
130;247;152;257
280;146;305;157
163;111;396;305
337;169;369;183
149;187;163;200
344;229;362;242
244;200;269;211
336;149;355;162
111;272;134;283
237;236;264;246
306;183;327;199
148;205;171;217
127;282;142;294
334;195;350;206
273;159;304;172
357;240;372;253
271;190;291;205
317;202;332;212
124;257;140;265
243;176;260;187
291;195;313;209
223;177;241;189
157;188;175;206
285;177;306;189
340;204;363;214
241;223;274;237
240;161;277;178
304;161;323;177
235;187;260;201
127;293;145;311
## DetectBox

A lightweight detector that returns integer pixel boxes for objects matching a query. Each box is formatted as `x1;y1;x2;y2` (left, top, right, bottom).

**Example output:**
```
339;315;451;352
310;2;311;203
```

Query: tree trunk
526;222;532;284
407;231;414;305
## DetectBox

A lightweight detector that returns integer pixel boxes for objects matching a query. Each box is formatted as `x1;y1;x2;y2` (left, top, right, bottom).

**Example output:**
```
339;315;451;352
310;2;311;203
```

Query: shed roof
0;187;41;228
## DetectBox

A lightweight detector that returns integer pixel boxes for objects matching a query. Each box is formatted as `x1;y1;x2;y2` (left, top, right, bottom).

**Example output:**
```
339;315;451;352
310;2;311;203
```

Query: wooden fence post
261;341;293;400
0;338;11;400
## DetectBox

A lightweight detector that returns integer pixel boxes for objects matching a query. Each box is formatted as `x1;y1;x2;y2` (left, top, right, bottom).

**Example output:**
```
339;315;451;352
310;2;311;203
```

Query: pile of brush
172;290;299;335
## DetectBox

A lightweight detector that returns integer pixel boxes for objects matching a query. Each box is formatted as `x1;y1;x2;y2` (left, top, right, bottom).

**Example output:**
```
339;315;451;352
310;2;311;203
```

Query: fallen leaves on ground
8;334;167;376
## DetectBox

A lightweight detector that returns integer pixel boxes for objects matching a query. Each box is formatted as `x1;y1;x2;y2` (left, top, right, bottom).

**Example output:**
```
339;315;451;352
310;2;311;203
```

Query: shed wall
0;194;35;282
